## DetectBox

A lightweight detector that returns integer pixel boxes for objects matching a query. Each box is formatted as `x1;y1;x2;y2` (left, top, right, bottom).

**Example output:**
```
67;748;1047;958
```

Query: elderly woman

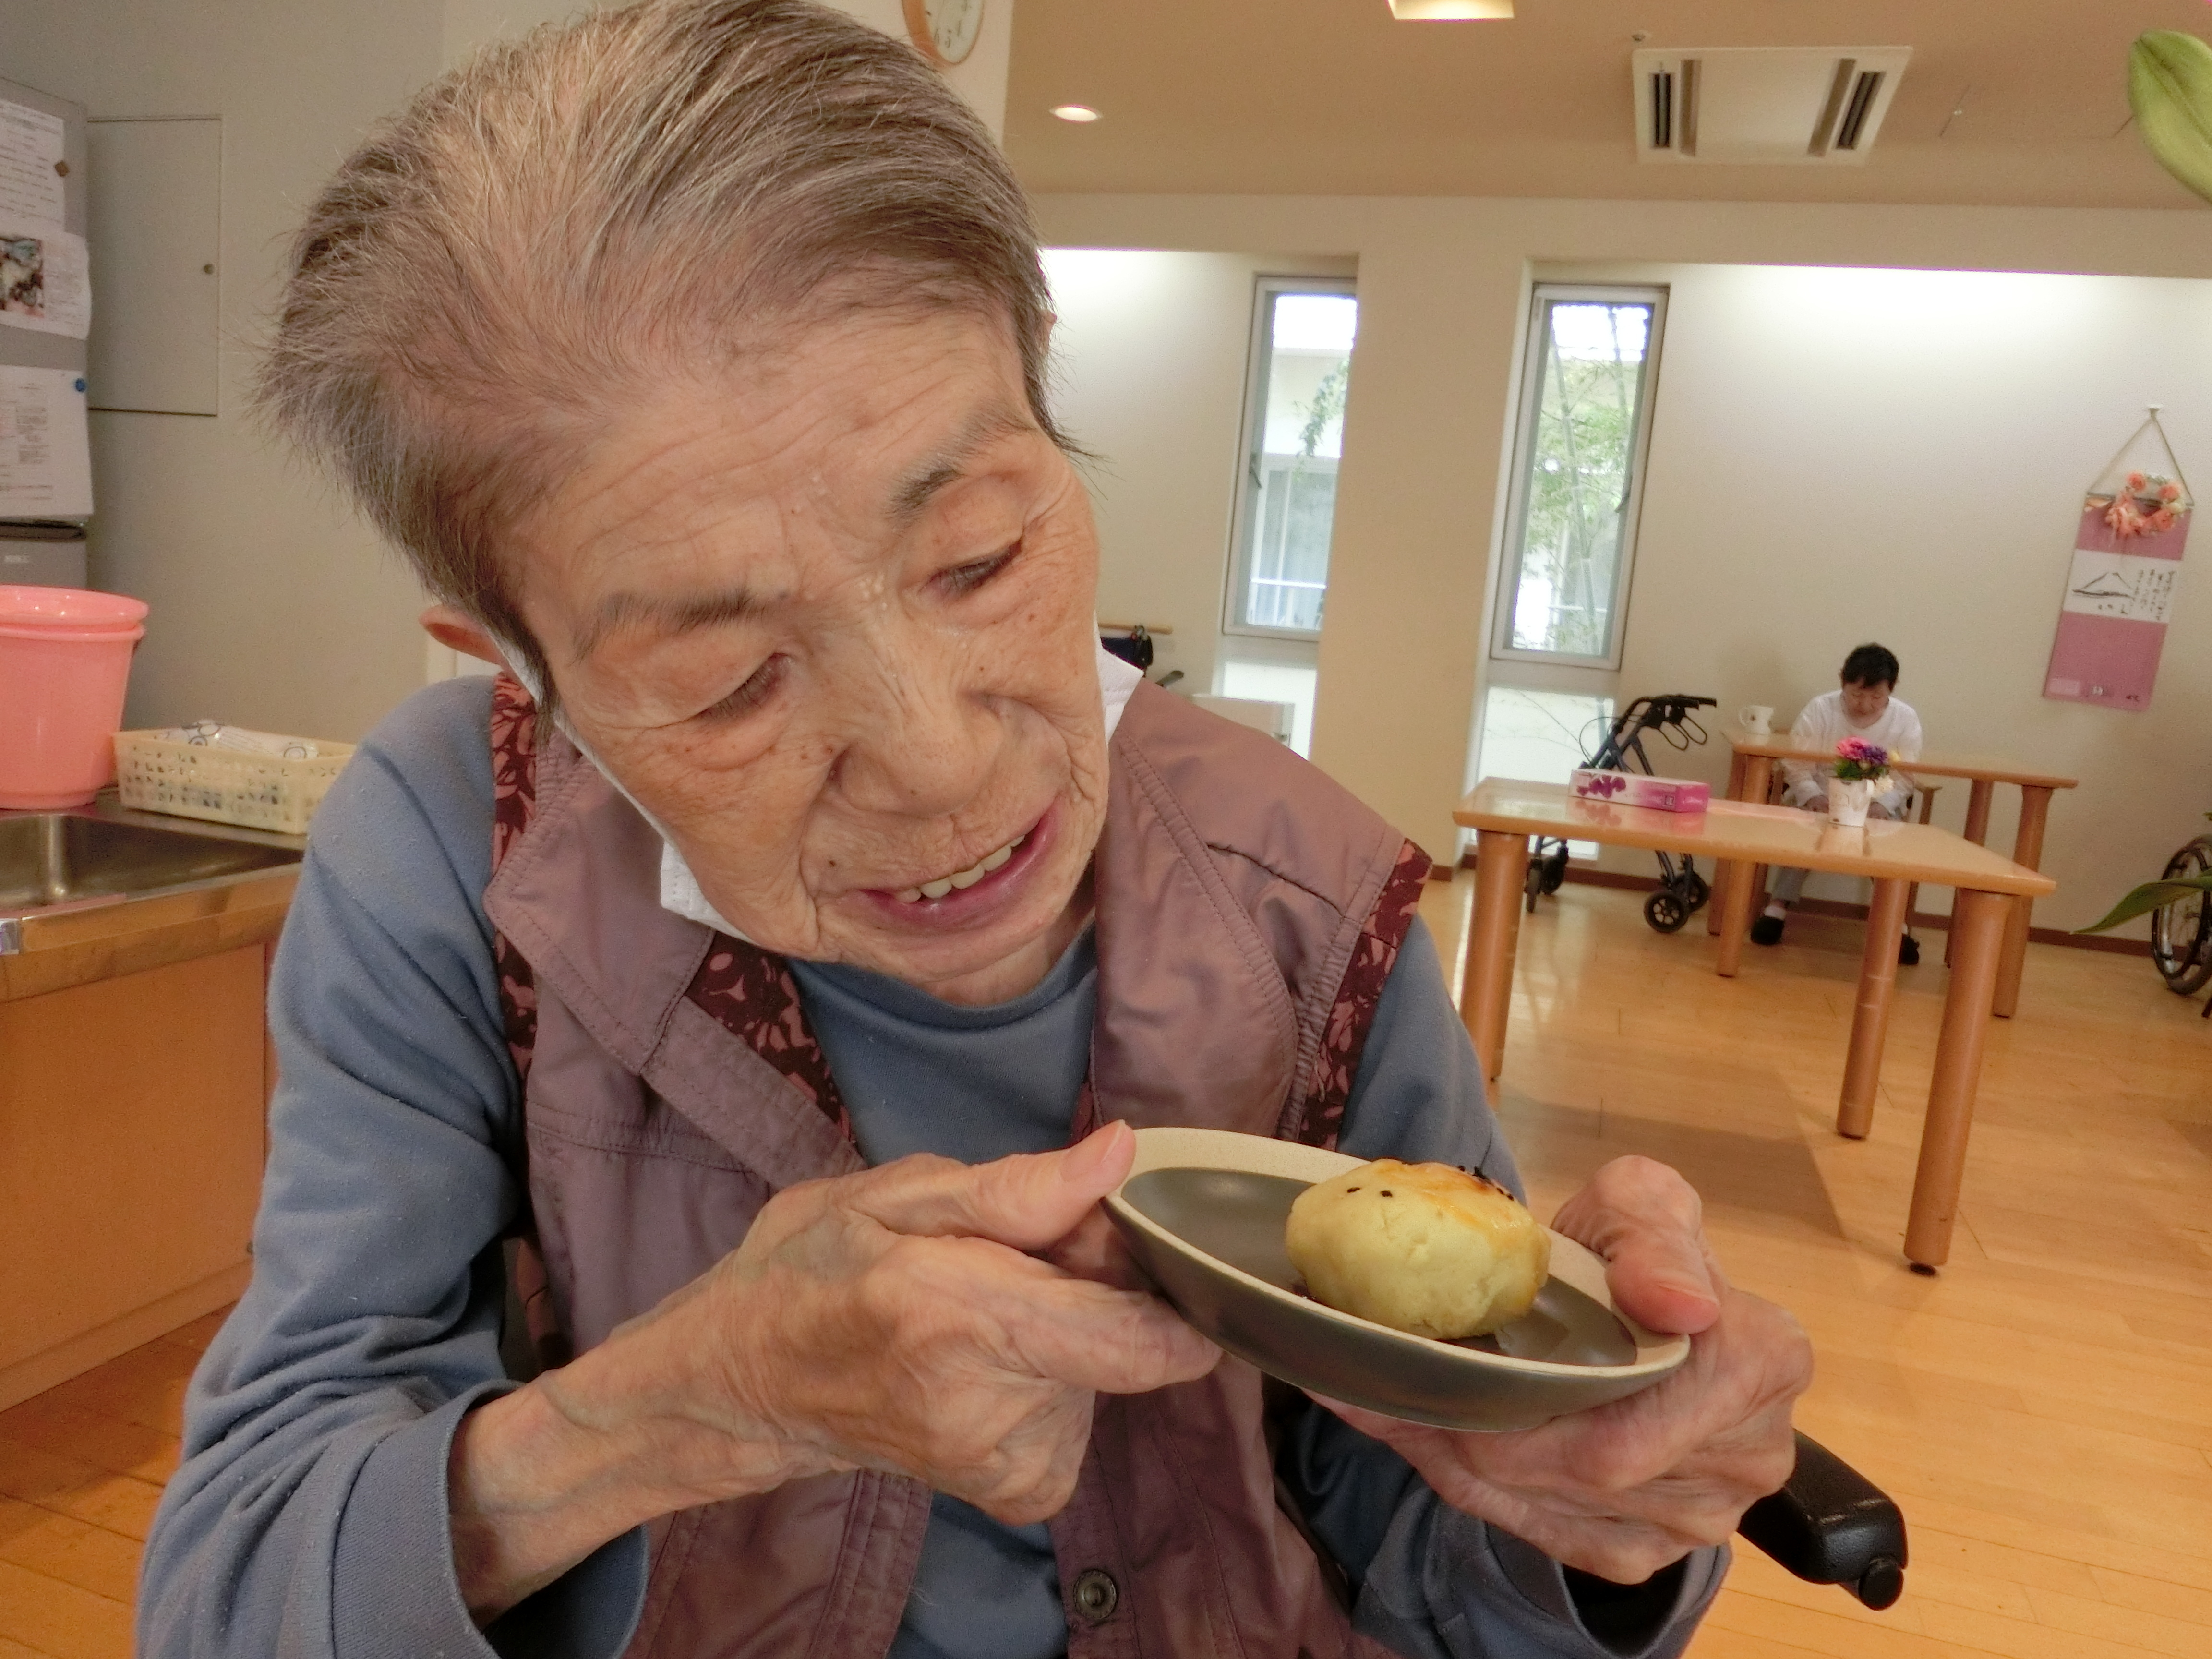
139;4;1809;1657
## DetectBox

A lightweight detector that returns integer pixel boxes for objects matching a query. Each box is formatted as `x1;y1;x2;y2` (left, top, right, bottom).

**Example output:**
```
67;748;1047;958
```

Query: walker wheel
1683;871;1711;913
1644;890;1689;933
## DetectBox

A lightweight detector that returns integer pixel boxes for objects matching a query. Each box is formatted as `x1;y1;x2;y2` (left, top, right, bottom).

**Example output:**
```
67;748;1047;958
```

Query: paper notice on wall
0;367;94;517
0;226;91;338
0;100;66;230
2060;548;2179;624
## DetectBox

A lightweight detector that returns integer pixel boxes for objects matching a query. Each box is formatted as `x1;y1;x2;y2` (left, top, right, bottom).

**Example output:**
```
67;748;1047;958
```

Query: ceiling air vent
1634;46;1911;166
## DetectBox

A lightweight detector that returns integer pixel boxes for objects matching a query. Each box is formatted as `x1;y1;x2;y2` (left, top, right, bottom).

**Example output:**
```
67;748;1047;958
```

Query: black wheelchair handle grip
1736;1431;1908;1610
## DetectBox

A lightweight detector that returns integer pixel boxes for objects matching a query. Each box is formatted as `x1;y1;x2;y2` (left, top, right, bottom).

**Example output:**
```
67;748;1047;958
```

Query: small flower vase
1826;776;1877;827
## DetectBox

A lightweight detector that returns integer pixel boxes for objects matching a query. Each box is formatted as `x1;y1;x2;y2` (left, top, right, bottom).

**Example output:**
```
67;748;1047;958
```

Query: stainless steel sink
0;812;304;935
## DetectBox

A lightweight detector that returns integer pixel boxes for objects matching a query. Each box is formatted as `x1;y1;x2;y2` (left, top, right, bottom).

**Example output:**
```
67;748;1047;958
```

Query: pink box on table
1570;769;1710;813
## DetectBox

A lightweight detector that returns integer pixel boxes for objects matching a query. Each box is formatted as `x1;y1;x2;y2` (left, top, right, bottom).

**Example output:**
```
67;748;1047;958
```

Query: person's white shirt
1779;690;1924;817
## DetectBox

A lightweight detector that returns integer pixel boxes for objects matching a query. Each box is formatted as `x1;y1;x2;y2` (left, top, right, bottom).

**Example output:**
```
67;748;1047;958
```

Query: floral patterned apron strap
1296;838;1433;1150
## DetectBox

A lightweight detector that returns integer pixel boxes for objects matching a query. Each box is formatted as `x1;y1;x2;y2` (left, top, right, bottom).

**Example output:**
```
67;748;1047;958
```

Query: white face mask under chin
499;641;1144;946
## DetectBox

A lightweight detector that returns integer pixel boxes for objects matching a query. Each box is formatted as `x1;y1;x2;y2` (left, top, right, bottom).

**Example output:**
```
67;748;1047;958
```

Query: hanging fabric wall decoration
2043;409;2193;711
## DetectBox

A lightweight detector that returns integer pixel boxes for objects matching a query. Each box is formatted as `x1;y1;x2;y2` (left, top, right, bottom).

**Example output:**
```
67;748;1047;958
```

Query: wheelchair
1525;693;1719;935
2151;825;2212;1017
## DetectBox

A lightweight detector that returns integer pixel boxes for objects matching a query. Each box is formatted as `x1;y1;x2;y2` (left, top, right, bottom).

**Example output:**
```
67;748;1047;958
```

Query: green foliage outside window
1511;303;1650;659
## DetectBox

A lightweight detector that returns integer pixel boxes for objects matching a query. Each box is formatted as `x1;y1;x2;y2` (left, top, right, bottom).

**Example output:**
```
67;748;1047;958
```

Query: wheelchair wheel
2152;835;2212;996
1644;890;1689;933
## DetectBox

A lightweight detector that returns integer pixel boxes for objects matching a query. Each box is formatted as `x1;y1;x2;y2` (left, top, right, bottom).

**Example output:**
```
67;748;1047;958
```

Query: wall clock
902;0;985;67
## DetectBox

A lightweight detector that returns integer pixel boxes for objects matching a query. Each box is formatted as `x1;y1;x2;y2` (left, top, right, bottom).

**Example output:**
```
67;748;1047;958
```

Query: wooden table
1716;732;2077;1018
1454;779;2055;1268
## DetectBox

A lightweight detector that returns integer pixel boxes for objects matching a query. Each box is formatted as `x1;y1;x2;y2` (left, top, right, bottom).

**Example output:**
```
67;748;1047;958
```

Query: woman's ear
420;604;509;667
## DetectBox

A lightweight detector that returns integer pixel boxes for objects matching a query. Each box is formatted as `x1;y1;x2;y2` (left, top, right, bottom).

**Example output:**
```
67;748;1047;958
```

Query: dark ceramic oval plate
1104;1127;1689;1431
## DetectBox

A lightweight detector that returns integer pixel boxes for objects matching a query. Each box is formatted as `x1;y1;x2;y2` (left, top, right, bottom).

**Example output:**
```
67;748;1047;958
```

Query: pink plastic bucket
0;585;150;809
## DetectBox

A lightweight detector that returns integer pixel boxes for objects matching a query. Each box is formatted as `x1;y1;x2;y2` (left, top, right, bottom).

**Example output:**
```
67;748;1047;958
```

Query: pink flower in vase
2160;481;2182;503
2150;508;2176;533
1834;736;1889;780
2127;471;2148;493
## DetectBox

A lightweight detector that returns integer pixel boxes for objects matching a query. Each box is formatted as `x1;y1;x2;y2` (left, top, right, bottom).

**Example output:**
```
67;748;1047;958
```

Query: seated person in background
1752;643;1923;947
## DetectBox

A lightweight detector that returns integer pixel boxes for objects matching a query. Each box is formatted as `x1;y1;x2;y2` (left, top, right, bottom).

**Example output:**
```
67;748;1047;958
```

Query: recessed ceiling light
1051;105;1101;123
1388;1;1515;18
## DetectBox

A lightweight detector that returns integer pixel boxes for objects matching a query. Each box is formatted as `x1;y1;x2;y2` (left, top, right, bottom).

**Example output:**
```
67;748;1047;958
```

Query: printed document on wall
1;226;91;337
0;99;66;229
0;367;94;517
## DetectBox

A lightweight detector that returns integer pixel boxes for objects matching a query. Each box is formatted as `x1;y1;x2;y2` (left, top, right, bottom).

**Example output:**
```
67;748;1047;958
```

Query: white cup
1738;704;1774;736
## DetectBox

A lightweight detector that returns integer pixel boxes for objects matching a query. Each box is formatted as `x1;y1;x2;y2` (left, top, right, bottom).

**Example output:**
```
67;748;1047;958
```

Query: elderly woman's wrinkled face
508;307;1105;1006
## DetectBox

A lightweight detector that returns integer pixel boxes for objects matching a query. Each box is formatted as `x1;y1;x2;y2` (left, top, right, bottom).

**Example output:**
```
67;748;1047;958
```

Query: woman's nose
830;641;1000;818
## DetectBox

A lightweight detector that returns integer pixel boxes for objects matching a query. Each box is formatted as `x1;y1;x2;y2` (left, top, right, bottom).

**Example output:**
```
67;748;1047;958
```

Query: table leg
1709;750;1752;935
1992;787;2052;1020
1713;756;1771;978
1838;878;1910;1139
1461;830;1531;1083
1960;780;1995;845
1947;781;1995;970
1904;889;2012;1269
1902;787;1937;927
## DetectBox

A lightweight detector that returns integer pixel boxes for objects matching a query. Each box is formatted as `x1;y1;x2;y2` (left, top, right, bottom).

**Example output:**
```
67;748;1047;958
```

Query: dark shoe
1898;934;1921;966
1751;914;1785;946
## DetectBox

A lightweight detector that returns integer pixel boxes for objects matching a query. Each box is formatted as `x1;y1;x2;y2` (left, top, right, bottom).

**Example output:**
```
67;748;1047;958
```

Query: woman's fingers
985;1257;1221;1394
1552;1156;1723;1336
834;1121;1138;1254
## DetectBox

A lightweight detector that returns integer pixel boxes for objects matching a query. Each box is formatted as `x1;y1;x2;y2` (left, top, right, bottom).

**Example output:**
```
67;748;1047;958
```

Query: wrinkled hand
677;1119;1220;1524
1868;801;1896;821
1313;1156;1811;1584
451;1120;1213;1621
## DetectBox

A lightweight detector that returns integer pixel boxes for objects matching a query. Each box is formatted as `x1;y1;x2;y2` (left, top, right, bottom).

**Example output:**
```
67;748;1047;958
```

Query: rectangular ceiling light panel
1389;2;1515;19
1634;46;1911;165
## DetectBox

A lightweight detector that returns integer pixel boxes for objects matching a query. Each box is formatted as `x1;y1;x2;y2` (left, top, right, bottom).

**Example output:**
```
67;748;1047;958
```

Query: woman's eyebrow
888;405;1035;526
575;586;760;660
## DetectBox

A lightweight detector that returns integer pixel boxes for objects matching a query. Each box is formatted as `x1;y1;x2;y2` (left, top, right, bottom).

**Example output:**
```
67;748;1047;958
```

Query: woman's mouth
891;832;1027;902
860;804;1059;927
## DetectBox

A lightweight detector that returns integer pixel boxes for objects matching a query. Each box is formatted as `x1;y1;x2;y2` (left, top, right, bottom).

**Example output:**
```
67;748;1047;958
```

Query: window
1225;279;1357;638
1492;285;1667;668
1475;687;1615;857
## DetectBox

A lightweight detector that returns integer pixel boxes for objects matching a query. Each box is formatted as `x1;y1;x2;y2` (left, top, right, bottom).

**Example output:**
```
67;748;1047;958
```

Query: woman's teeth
894;835;1024;903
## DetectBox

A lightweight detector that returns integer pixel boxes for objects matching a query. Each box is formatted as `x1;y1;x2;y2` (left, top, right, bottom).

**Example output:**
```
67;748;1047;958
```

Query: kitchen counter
0;794;303;1001
0;794;306;1409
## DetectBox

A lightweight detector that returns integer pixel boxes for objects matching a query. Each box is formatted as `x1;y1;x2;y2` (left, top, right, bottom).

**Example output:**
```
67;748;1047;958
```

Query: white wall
1594;263;2212;929
1040;249;1354;698
1033;192;2212;936
3;0;1014;734
1;1;446;741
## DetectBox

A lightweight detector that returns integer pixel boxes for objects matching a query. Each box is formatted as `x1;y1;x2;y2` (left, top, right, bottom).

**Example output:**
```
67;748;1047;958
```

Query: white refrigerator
1;72;90;587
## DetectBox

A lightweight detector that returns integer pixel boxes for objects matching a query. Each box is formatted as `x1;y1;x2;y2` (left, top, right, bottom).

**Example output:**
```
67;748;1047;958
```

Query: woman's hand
1313;1156;1811;1585
448;1120;1217;1620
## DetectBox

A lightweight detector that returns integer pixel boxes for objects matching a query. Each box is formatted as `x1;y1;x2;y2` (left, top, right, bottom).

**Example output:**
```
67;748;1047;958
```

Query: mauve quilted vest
481;674;1429;1659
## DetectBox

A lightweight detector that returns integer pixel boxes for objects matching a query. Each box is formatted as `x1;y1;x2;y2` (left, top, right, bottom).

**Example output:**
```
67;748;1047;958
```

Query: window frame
1222;275;1358;643
1489;282;1669;672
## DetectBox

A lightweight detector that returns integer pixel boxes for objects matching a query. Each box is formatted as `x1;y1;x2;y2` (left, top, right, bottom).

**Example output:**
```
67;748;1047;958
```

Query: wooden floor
1416;878;2212;1659
2;879;2206;1657
0;1310;216;1658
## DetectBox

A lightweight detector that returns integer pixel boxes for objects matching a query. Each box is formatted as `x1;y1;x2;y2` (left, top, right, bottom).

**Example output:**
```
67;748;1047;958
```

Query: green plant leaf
2131;31;2212;205
2075;875;2212;934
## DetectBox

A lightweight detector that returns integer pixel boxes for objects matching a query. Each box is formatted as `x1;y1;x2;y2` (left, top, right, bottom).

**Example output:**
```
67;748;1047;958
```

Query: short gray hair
260;0;1058;696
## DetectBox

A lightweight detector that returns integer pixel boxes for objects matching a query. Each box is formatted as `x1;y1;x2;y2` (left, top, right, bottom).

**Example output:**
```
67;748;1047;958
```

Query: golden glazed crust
1283;1158;1551;1340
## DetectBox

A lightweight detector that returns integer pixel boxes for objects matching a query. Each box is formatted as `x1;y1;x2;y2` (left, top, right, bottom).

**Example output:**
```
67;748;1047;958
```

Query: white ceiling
1005;0;2212;209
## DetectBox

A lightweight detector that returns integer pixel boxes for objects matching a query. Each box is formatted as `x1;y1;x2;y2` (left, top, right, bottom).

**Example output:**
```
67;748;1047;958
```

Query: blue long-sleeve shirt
136;676;1724;1659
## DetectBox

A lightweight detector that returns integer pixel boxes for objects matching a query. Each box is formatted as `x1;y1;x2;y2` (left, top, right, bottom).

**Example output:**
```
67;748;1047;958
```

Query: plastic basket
113;730;354;835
